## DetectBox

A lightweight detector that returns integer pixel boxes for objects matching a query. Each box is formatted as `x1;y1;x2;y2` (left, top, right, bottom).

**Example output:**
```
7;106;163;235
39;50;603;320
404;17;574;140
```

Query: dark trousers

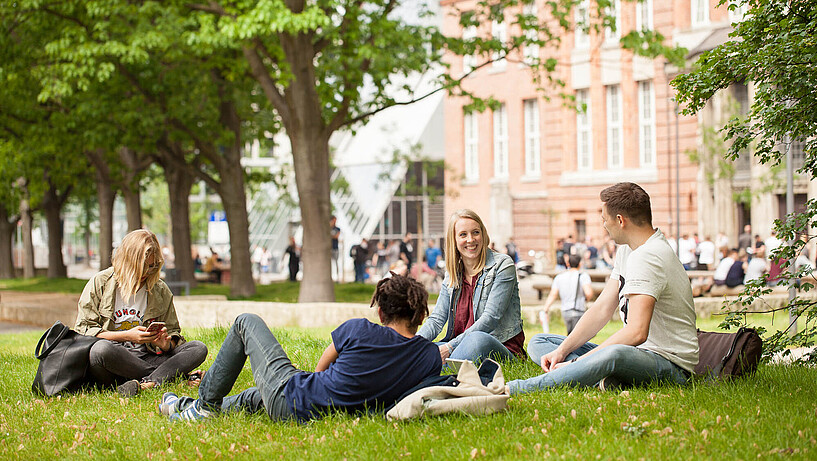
88;339;207;387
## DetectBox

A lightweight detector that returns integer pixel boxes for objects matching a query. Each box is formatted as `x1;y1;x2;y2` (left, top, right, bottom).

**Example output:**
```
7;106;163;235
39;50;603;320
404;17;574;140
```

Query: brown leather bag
694;327;763;380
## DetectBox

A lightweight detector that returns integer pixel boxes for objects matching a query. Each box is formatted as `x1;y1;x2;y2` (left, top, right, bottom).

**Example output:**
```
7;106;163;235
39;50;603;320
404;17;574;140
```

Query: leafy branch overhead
673;0;817;364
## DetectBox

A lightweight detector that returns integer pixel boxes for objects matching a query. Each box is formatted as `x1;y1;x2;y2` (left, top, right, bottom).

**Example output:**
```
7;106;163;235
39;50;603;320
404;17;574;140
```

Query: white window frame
523;4;539;65
606;85;623;169
492;18;507;70
574;0;590;49
464;111;479;181
576;89;592;171
604;0;621;43
462;25;477;74
635;0;653;31
691;0;710;28
493;103;509;178
523;99;541;178
638;81;656;168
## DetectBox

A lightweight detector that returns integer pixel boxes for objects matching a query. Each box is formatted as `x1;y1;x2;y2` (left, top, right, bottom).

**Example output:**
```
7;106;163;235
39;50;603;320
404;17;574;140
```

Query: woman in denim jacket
418;209;525;365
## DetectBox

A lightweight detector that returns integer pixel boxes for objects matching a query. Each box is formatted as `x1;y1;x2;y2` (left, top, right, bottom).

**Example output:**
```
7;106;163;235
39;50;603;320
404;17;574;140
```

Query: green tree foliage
673;0;817;363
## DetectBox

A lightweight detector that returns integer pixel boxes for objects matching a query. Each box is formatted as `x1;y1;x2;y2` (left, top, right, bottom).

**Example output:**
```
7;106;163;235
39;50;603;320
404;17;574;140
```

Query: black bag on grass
32;321;100;396
694;327;762;381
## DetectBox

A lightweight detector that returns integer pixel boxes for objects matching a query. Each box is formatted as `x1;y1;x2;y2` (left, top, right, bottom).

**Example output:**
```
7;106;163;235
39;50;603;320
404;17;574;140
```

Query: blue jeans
444;331;515;365
508;334;690;394
198;313;300;420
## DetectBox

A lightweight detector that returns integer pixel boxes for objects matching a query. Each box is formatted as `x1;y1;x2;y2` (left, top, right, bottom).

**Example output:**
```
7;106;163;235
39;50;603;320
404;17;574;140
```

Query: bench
165;281;190;296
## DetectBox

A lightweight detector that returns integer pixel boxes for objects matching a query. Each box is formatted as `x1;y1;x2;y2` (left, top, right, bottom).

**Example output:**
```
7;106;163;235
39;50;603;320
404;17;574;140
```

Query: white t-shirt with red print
111;286;148;331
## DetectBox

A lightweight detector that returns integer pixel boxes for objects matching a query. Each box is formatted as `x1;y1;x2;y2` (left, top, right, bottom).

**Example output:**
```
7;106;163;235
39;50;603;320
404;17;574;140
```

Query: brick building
441;0;815;265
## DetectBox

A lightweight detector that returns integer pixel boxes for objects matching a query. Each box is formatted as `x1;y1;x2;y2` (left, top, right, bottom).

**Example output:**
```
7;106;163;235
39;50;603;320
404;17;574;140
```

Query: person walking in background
678;234;697;270
425;239;442;270
505;237;519;263
738;224;752;255
75;229;208;398
372;241;390;277
418;209;526;365
350;239;369;283
399;233;415;273
284;237;300;282
697;236;716;270
542;254;594;335
330;215;341;281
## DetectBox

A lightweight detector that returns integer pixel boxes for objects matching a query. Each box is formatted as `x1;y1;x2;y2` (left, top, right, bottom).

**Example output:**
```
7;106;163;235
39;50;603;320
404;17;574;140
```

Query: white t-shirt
744;257;767;284
552;270;592;316
678;238;697;265
610;229;699;373
111;286;148;331
697;240;716;265
713;256;735;282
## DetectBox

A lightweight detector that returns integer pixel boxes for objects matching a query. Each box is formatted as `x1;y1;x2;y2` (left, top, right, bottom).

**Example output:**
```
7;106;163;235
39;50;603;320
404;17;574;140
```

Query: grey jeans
88;339;208;386
198;313;300;420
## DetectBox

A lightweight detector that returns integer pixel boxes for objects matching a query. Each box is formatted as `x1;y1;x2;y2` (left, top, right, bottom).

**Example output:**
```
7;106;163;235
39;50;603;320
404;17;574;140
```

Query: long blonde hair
112;229;164;301
444;209;490;289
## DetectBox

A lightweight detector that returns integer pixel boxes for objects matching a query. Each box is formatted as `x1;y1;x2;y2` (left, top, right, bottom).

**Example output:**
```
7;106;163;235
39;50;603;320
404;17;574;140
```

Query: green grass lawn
2;320;815;460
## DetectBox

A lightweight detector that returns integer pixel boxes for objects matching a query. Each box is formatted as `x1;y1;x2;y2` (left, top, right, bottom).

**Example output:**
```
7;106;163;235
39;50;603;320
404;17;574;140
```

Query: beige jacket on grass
386;359;509;420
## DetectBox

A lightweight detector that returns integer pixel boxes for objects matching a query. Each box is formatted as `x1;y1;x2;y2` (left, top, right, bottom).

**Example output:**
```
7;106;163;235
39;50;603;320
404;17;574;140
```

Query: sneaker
598;375;622;392
159;392;181;417
117;379;140;398
169;399;212;422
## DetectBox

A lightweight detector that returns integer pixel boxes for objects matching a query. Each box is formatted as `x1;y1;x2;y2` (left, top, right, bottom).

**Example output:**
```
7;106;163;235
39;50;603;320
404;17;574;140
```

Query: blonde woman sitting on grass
75;229;208;397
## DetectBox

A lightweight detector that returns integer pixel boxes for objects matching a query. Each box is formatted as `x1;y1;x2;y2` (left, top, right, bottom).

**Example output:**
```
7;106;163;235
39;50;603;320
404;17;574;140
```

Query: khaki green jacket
74;267;185;353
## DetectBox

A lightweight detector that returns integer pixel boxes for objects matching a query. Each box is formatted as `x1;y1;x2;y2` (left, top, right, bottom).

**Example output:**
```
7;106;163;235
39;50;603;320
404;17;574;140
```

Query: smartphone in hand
145;321;166;333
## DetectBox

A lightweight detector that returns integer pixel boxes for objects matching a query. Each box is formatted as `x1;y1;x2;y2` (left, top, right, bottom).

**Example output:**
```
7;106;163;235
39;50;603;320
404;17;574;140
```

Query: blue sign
209;211;227;222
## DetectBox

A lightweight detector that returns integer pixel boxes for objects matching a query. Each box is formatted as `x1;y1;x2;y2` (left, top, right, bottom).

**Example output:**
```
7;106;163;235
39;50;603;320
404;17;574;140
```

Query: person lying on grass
161;274;442;422
75;229;208;398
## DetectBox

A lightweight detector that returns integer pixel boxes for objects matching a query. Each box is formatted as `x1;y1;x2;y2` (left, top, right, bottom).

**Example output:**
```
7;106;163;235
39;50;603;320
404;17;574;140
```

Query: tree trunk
41;183;69;278
121;187;142;231
163;156;197;288
291;131;335;302
19;194;35;278
0;204;16;279
87;150;116;270
119;147;144;231
220;166;255;297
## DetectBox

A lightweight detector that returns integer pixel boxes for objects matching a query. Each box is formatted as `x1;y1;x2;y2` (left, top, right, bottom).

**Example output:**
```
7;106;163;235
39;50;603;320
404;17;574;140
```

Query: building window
523;99;541;177
635;0;653;31
574;0;590;49
462;25;477;74
492;17;507;70
576;89;592;171
464;111;479;181
606;85;623;169
604;0;621;42
691;0;709;28
493;103;509;178
638;81;656;167
790;138;806;171
523;4;539;65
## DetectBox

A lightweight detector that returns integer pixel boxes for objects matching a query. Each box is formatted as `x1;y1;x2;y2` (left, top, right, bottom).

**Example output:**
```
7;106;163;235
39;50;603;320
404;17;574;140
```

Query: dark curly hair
370;274;429;329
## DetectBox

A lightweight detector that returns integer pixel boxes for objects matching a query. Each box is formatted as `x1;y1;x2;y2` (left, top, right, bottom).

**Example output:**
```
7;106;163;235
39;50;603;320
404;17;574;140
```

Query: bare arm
315;342;339;372
542;286;560;314
582;283;595;301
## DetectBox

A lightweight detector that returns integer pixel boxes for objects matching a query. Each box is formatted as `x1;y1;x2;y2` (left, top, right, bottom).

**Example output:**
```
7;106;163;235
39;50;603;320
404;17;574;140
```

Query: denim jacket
74;267;185;353
418;250;522;352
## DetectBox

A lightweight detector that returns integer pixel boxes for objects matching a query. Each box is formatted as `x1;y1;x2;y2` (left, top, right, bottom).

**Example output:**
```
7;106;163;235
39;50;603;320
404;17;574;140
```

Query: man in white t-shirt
697;236;716;270
509;182;698;393
542;254;594;334
678;234;697;270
